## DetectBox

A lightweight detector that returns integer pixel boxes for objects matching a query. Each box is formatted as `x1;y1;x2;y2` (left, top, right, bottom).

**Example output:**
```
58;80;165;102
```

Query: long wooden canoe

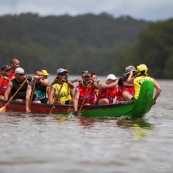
0;80;154;118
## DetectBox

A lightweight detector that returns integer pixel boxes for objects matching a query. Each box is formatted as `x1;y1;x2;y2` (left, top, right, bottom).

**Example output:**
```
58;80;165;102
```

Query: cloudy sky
0;0;173;21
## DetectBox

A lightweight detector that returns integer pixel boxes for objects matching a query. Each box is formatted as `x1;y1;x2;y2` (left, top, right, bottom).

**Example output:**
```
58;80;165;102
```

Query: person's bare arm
153;78;161;102
49;85;55;104
4;81;13;101
73;88;79;112
66;80;74;89
26;85;32;113
99;81;117;90
126;71;135;84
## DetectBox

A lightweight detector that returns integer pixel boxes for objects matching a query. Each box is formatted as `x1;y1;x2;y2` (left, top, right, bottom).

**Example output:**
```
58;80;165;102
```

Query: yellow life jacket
53;83;72;102
134;76;153;99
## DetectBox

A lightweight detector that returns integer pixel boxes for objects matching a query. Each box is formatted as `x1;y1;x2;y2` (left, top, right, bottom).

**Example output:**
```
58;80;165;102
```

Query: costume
76;83;96;105
53;82;71;103
97;87;117;104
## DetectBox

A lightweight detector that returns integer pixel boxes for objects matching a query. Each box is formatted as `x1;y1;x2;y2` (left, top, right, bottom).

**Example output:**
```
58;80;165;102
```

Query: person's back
134;75;152;99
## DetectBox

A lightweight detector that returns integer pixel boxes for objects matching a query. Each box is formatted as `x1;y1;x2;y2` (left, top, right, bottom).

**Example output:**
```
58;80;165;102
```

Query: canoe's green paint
81;80;154;118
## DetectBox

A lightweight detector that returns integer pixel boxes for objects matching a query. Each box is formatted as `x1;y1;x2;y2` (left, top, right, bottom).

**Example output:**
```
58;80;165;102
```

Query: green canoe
80;80;154;118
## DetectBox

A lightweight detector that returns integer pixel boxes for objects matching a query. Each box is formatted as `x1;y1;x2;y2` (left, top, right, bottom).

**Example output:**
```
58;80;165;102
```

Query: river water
0;77;173;173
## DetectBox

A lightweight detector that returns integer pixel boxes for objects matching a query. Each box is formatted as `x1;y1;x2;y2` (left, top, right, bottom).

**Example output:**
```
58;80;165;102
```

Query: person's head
82;70;91;84
137;64;148;75
42;70;49;79
1;65;11;77
10;57;20;71
56;68;68;82
123;65;137;78
106;74;117;84
91;73;97;80
35;70;44;80
15;67;25;82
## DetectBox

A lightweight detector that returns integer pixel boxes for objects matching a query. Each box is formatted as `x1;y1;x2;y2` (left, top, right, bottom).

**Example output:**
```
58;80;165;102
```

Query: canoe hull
0;80;154;119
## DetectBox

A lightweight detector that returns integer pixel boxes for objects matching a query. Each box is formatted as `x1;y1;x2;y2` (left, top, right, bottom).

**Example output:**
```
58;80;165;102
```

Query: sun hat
107;74;117;80
1;65;11;71
137;64;148;72
82;70;91;77
15;67;25;74
42;70;49;76
56;68;68;74
123;65;137;76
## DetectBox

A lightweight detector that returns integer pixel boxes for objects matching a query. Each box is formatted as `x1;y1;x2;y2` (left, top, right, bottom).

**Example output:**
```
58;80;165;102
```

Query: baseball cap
82;70;91;77
42;70;49;76
123;65;137;76
15;67;25;74
56;68;67;74
107;74;117;80
1;65;11;71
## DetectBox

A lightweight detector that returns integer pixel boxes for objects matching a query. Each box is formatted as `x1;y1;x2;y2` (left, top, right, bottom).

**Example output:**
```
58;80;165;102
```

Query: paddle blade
0;106;6;112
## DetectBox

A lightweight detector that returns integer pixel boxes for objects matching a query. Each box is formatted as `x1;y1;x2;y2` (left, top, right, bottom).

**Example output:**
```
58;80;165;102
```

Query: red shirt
116;83;135;101
97;87;117;104
0;77;9;95
76;83;96;105
9;70;16;80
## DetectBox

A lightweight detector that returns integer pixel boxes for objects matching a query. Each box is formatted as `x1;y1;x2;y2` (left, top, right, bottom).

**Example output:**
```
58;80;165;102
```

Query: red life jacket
116;83;135;101
0;77;9;95
76;83;96;105
97;87;117;104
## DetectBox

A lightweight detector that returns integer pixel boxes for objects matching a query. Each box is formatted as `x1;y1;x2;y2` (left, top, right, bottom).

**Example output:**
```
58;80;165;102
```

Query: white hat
56;68;67;74
107;74;117;80
15;67;25;74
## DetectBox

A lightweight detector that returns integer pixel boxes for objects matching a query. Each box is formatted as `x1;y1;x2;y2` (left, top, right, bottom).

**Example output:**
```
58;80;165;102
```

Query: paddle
49;82;64;114
0;78;27;112
78;85;91;117
29;78;36;109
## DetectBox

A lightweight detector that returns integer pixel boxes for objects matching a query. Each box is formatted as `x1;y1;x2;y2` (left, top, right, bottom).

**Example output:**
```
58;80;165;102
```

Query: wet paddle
0;78;27;112
78;85;91;117
29;78;36;109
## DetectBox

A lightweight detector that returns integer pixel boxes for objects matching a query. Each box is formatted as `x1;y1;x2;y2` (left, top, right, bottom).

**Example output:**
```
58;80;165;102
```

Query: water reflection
116;119;155;140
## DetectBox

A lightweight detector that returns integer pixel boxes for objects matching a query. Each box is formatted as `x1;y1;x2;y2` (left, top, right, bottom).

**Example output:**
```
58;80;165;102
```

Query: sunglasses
58;73;66;76
17;73;25;76
5;69;11;72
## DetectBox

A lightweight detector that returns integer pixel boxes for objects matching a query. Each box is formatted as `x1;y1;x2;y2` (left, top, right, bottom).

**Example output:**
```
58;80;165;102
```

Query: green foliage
3;13;173;78
127;19;173;78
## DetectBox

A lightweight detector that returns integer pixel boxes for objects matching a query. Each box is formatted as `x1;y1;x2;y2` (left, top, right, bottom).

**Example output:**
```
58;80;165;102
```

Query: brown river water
0;76;173;173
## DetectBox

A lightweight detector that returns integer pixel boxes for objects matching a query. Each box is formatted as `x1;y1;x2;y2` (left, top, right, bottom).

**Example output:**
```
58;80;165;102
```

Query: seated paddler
122;64;161;104
48;68;74;105
73;70;99;116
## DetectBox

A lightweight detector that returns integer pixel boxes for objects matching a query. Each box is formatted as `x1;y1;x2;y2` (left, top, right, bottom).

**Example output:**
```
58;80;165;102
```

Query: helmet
137;64;148;73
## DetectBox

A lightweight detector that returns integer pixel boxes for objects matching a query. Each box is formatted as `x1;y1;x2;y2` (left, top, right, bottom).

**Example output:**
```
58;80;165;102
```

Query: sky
0;0;173;21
